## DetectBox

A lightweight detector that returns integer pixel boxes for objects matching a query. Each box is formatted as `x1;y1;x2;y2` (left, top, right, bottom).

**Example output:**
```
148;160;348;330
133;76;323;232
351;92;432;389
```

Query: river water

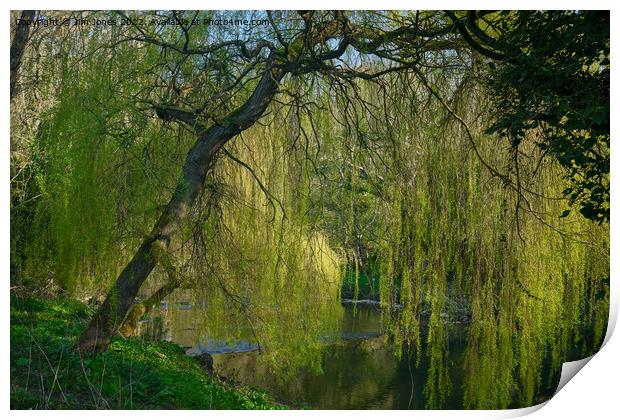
138;300;578;409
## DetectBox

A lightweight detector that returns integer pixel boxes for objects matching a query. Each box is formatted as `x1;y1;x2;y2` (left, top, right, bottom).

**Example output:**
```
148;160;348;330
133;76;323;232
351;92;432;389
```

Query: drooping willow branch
412;68;547;302
221;147;287;222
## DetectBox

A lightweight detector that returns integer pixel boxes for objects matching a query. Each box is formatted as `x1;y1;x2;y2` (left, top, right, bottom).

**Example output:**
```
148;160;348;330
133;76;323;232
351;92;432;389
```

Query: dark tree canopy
451;11;610;223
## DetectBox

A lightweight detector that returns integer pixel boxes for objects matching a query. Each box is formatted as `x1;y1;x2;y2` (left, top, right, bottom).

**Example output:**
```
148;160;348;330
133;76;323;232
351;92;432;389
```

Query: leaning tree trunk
76;63;286;353
117;272;181;338
117;243;184;338
10;10;35;101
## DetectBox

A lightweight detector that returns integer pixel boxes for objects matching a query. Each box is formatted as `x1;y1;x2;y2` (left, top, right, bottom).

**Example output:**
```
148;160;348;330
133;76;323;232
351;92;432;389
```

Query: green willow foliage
369;72;609;408
15;18;344;373
168;113;344;374
486;11;610;223
22;30;181;295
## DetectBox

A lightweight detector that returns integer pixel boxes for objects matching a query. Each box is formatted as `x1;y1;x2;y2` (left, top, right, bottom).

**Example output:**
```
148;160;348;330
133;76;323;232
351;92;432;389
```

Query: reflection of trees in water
211;335;399;409
143;287;607;409
457;274;609;409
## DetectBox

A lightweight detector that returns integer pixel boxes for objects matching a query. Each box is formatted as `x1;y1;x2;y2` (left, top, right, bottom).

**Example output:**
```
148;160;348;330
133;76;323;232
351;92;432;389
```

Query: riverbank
10;294;286;409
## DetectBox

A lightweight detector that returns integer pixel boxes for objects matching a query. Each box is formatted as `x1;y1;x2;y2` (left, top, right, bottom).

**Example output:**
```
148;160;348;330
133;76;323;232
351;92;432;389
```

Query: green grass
10;295;286;409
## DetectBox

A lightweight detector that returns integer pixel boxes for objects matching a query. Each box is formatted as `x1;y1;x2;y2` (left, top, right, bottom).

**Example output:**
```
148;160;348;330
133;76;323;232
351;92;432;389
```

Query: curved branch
444;11;507;61
151;102;204;132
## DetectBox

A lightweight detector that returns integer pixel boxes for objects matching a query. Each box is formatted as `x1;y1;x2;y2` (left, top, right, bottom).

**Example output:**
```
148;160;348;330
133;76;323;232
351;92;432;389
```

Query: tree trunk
118;246;184;338
117;274;181;338
76;63;286;353
10;10;35;100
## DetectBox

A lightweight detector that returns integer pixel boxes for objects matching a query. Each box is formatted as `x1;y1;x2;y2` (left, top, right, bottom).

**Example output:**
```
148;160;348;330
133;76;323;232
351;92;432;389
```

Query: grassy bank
10;295;285;409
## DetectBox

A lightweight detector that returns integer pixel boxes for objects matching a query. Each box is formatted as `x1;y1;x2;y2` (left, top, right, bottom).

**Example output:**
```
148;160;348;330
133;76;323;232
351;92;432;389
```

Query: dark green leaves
484;11;610;223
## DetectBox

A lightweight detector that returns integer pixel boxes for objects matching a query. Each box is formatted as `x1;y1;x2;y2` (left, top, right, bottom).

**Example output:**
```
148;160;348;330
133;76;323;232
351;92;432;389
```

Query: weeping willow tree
11;10;609;405
364;64;609;409
12;10;346;370
153;107;344;373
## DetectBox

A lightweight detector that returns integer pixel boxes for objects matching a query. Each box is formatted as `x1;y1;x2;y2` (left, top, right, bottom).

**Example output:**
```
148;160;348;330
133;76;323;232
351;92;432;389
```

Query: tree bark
117;272;181;338
10;10;35;100
76;62;286;353
118;243;184;338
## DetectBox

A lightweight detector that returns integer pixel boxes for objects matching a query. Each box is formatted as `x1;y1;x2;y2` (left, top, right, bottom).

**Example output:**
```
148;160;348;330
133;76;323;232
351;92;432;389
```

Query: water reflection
137;299;605;409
